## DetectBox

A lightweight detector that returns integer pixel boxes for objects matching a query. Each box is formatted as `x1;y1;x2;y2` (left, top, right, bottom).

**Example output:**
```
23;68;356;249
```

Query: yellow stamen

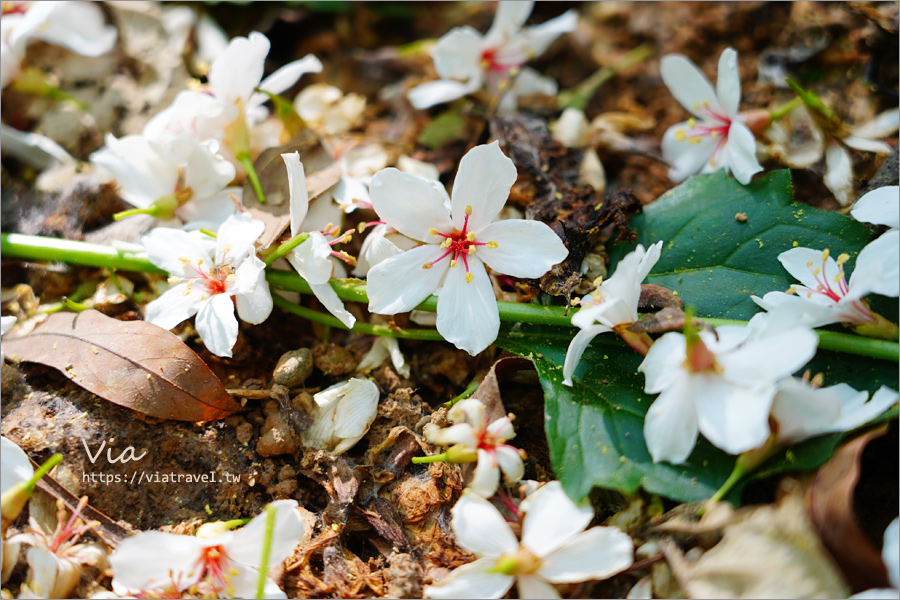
686;118;697;128
821;249;830;261
466;232;475;241
468;246;476;254
689;137;702;145
450;260;458;268
465;205;472;216
486;240;498;249
428;228;440;237
465;272;474;284
167;276;180;284
710;130;719;138
675;129;687;141
811;268;821;276
422;263;432;269
836;253;849;266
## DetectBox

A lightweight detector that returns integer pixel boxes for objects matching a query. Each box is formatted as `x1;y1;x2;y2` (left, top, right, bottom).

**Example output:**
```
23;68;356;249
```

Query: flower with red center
423;399;525;498
424;482;634;599
109;500;304;599
638;324;818;464
660;47;764;185
407;2;577;112
752;236;899;339
365;142;568;355
142;212;273;357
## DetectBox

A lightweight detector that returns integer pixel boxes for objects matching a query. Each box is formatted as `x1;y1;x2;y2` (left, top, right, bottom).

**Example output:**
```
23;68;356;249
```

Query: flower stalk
1;232;897;362
255;504;277;600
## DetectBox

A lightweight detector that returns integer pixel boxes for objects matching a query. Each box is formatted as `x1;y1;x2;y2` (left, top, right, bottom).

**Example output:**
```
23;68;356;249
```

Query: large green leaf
501;170;898;503
608;170;874;319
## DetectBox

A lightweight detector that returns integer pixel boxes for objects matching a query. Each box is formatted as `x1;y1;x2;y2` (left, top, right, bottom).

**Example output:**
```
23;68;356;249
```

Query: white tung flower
638;324;818;464
366;141;568;355
1;1;117;89
142;213;273;357
563;241;663;386
294;83;366;136
109;500;303;599
825;109;899;207
424;482;633;599
281;152;357;328
143;31;322;145
408;1;577;112
852;186;899;232
424;398;524;498
1;436;33;496
770;380;898;445
90;133;239;229
752;240;900;330
302;378;380;455
660;47;764;185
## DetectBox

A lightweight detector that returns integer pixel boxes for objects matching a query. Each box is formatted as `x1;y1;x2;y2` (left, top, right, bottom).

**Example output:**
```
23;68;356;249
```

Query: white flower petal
91;134;176;207
660;54;724;120
228;500;304;566
1;437;33;495
715;48;741;118
250;54;322;107
144;284;202;332
228;568;287;600
591;241;663;325
849;230;900;298
468;449;501;498
208;31;269;104
166;136;235;199
562;325;612;386
333;378;379;438
495;445;524;484
426;422;478;448
26;1;116;57
408;78;481;110
451;142;518;232
520;481;593;557
552;108;590;148
109;532;202;593
282;152;309;235
850;108;900;140
436;258;500;356
643;375;699;464
451;491;519;557
424;558;514;599
521;9;578;57
369;168;453;240
484;1;533;44
477;219;568;278
720;326;818;386
142;227;211;277
694;378;775;454
308;281;357;329
777;247;839;291
287;232;334;285
851;186;899;230
844;136;893;154
195;294;239;358
430;26;484;81
661;122;719;182
770;378;846;443
0;123;74;170
824;140;855;207
638;332;687;394
517;575;562;599
724;121;763;185
216;213;264;265
176;187;242;231
884;517;899;590
828;385;899;435
508;66;558;97
367;244;448;314
537;526;634;583
235;263;273;324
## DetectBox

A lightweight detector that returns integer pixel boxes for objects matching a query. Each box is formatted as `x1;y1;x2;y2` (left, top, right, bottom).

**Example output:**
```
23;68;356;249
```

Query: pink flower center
480;47;520;75
791;250;875;324
422;207;497;283
192;545;235;596
1;2;29;15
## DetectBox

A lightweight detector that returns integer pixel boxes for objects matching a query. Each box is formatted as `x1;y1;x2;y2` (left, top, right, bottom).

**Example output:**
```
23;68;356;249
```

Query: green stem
255;504;277;600
2;233;898;362
237;152;266;205
707;461;746;506
411;452;449;464
557;44;653;111
445;371;486;408
224;517;252;530
26;454;63;494
769;97;803;122
263;232;310;267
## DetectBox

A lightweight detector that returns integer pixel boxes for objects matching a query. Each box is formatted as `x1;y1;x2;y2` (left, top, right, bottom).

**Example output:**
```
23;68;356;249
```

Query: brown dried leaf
3;310;240;421
470;356;533;423
664;487;849;599
805;425;891;590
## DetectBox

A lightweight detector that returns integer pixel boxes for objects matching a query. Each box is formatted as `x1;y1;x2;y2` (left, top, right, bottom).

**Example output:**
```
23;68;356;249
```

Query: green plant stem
411;452;449;464
2;233;897;361
256;504;277;600
263;232;310;267
237;152;266;204
769;97;803;122
707;461;746;506
557;44;653;111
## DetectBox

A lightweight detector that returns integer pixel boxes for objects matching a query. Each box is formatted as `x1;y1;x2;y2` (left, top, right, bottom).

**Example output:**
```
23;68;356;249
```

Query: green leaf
609;170;874;319
500;170;898;503
418;109;468;150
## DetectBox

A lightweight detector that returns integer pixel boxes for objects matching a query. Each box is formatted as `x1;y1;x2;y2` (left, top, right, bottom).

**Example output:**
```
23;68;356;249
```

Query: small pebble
273;348;314;387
